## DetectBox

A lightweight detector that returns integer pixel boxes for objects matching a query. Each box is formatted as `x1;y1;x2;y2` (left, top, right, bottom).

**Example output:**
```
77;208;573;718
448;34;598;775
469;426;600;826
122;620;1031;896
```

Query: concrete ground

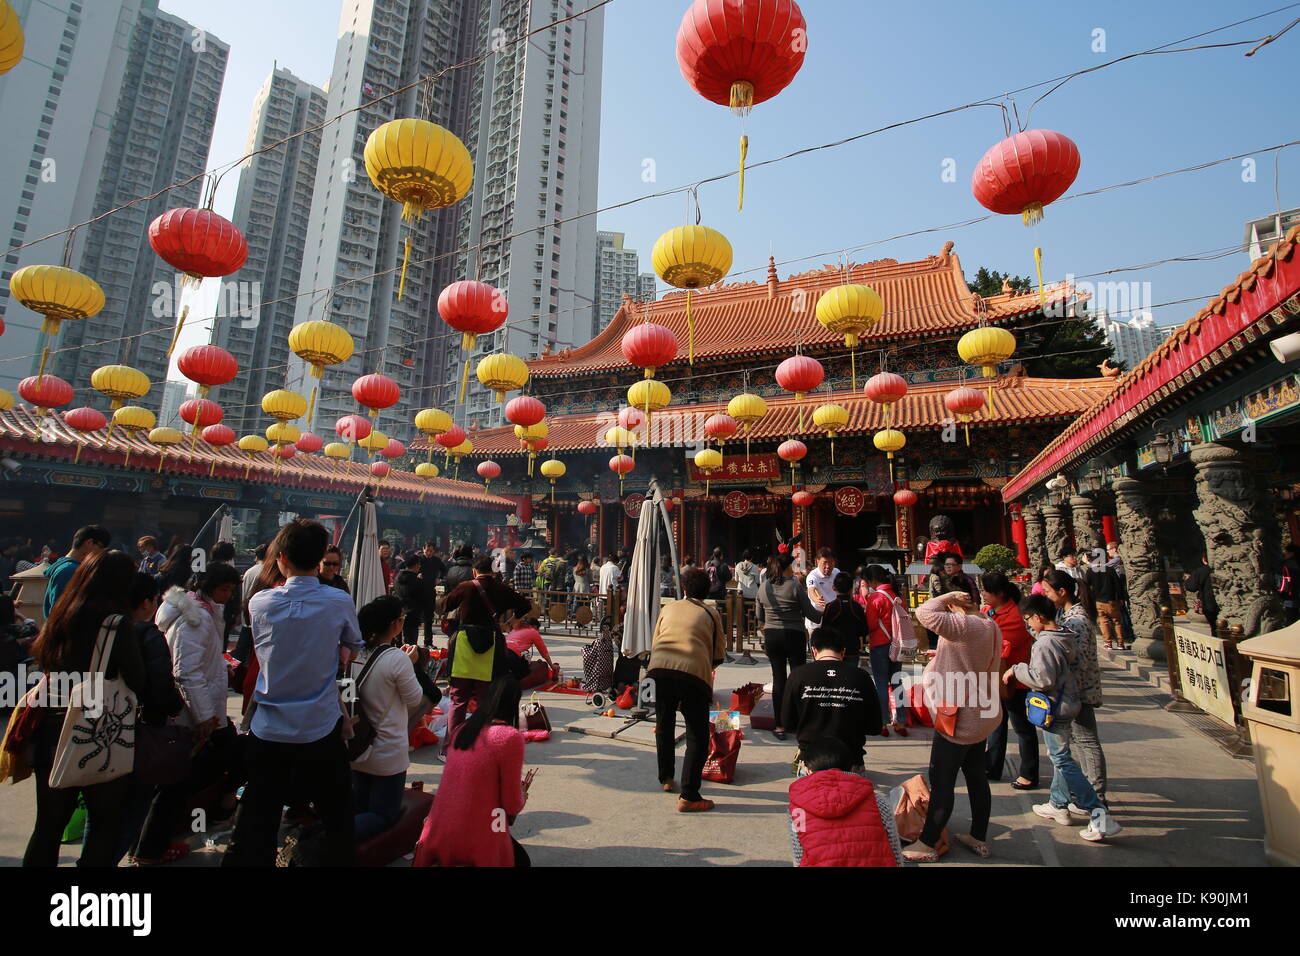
0;632;1265;867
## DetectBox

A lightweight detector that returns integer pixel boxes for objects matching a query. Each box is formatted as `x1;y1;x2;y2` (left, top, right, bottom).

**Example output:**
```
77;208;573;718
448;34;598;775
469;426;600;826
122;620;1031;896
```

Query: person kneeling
788;738;904;866
782;627;881;772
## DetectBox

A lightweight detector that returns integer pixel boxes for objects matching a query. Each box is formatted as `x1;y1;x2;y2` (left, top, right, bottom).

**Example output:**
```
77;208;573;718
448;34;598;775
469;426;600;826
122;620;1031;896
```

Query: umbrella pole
190;504;228;552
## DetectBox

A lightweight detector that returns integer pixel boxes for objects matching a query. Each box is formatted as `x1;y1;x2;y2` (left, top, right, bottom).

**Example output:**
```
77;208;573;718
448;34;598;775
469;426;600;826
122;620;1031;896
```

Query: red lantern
149;208;248;279
64;407;106;463
620;323;678;378
179;398;223;428
477;460;501;489
863;371;908;425
435;425;467;449
295;432;323;454
439;280;507;402
352;373;400;417
201;423;236;475
704;413;738;446
381;438;406;460
618;406;645;431
676;0;808;210
577;499;598;515
504;395;546;428
18;374;73;415
777;439;807;463
944;386;986;446
176;345;238;397
609;453;634;491
272;444;296;460
775;355;824;430
971;130;1080;224
893;488;918;508
663;497;674;512
370;461;390;478
792;490;814;507
335;414;372;443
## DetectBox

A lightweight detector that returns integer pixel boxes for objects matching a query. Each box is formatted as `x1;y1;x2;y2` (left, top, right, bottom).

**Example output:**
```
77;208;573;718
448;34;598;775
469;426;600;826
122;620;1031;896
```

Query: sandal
661;781;676;793
131;840;191;866
892;723;908;737
956;834;991;858
902;846;938;863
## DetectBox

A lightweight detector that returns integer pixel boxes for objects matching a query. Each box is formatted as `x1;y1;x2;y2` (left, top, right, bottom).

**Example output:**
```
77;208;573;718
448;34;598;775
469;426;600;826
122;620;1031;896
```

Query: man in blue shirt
43;525;110;617
223;519;363;867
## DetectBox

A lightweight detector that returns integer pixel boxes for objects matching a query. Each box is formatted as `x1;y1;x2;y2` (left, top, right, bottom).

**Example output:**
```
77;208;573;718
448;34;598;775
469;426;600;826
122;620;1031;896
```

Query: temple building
444;241;1116;572
1003;224;1300;655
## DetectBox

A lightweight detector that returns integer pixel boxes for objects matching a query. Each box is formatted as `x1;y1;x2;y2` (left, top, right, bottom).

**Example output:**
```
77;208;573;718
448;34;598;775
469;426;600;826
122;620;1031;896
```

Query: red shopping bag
701;722;743;783
906;683;932;728
729;682;764;715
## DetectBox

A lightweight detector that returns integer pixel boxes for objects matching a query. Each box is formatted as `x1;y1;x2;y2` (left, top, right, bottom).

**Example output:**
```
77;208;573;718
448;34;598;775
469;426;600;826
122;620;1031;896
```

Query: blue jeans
352;770;407;842
1044;721;1103;815
868;643;906;726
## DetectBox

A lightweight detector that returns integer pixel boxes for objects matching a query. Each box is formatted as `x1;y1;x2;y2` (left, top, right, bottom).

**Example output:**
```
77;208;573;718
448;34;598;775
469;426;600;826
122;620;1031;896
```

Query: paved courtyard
0;635;1264;867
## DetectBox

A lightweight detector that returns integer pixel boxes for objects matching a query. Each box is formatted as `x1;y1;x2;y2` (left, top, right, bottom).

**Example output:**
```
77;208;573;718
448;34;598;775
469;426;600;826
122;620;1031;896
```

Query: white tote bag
48;614;138;789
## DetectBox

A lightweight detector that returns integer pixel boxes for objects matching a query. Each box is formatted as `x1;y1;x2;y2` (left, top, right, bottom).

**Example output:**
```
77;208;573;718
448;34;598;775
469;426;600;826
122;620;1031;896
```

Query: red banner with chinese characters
722;491;750;518
687;453;780;484
623;493;645;518
834;486;865;516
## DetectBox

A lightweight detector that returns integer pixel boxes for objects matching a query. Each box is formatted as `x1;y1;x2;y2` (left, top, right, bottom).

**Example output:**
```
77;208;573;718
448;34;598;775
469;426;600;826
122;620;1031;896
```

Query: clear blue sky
161;0;1300;338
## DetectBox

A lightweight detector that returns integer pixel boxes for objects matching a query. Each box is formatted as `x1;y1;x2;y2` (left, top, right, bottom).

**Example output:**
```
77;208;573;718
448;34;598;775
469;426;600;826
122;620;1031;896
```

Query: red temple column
1101;514;1118;544
1010;505;1030;568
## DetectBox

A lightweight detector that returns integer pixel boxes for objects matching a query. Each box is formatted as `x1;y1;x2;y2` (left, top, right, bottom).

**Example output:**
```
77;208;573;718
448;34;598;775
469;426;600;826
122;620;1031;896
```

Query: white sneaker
1032;803;1072;825
1080;811;1122;842
762;682;773;693
1067;803;1091;818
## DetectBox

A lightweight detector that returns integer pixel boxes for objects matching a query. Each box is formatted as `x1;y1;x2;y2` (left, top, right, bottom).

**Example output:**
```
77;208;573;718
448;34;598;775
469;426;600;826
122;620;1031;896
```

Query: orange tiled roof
1001;223;1300;501
0;406;514;511
443;375;1115;456
529;243;1075;378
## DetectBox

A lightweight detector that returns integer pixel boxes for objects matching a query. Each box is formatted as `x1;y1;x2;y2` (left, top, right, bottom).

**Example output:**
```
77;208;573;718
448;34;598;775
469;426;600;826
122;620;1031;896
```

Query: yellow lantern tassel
738;134;748;212
157;451;165;474
888;454;895;483
36;346;50;382
987;382;996;417
745;433;751;461
551;482;555;504
459;358;470;403
74;443;83;464
830;436;836;464
850;349;856;391
398;236;412;301
686;290;695;365
244;459;252;480
1034;245;1045;308
166;304;190;358
705;477;710;496
306;385;318;428
209;460;217;477
964;419;970;446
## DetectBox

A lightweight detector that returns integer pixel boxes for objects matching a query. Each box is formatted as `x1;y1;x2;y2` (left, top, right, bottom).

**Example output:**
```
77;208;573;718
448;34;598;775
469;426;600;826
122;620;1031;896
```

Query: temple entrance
833;509;889;574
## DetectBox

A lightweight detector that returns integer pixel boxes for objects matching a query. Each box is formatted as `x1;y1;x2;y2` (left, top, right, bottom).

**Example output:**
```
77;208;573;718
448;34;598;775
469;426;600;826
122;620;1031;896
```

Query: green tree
973;543;1021;574
968;267;1032;297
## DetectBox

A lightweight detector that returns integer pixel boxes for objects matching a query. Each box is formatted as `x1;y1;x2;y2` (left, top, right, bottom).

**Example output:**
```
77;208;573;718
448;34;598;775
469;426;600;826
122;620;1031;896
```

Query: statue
1097;358;1121;378
923;514;963;562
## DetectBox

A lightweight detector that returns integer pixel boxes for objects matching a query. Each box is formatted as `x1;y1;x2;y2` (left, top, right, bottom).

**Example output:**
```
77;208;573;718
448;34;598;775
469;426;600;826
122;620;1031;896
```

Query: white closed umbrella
217;511;235;545
349;498;385;609
621;480;678;659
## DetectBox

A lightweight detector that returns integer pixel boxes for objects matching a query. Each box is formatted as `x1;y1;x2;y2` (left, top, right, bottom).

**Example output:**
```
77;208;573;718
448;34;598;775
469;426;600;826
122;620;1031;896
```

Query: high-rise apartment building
292;0;603;434
0;1;142;391
594;231;655;334
212;68;327;437
1244;208;1300;262
46;0;228;393
1095;310;1172;369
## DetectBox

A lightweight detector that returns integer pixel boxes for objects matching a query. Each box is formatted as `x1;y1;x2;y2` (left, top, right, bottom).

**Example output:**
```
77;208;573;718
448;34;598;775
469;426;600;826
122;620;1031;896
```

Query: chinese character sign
1173;628;1235;727
722;491;750;518
687;453;779;484
834;486;865;516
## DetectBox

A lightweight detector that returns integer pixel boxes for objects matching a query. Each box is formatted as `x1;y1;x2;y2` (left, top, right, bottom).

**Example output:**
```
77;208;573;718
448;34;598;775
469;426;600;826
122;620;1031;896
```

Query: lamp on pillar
1045;472;1070;505
1150;419;1174;470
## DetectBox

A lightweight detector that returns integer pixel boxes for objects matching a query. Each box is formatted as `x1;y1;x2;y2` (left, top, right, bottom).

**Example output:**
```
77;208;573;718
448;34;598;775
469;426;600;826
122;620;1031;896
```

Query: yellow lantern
816;284;883;388
112;405;156;467
0;388;13;412
91;364;151;411
9;265;106;377
0;0;24;75
726;392;768;459
475;353;529;402
813;403;850;464
364;118;473;299
603;425;637;464
652;224;733;364
693;447;723;495
265;422;302;446
873;428;906;482
627;378;670;421
238;434;268;479
415;460;440;500
148;426;184;474
514;421;549;475
262;389;307;423
414;407;453;460
324;441;350;482
288;320;354;423
957;326;1016;414
358;429;389;455
448;439;472;478
539;457;566;503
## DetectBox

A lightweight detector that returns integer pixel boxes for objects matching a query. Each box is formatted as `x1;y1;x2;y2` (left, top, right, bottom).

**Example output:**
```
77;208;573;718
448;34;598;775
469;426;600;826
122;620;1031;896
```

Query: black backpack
341;645;395;761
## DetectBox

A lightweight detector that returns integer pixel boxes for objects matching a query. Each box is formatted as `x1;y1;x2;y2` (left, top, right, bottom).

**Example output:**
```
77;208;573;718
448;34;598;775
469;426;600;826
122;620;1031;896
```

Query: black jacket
443;559;473;593
393;569;423;612
781;658;882;757
134;620;184;726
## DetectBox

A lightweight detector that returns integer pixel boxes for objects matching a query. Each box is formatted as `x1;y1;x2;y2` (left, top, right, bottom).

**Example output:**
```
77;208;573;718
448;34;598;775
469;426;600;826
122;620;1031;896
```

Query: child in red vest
788;739;905;867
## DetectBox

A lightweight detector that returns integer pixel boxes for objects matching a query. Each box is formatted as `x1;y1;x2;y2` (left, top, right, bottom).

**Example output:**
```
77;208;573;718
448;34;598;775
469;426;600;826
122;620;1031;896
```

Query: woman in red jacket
979;572;1038;789
788;738;904;866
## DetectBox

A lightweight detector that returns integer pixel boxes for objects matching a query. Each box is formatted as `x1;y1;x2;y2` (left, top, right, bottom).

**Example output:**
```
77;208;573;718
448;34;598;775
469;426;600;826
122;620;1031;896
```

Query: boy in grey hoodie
1009;594;1120;843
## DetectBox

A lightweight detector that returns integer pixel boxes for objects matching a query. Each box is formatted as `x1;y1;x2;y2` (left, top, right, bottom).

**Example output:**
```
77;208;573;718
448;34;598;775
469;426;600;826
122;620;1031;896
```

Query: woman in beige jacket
647;568;728;812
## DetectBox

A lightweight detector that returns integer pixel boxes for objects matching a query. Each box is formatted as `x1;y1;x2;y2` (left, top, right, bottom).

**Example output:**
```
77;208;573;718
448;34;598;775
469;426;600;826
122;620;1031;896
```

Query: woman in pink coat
413;676;534;867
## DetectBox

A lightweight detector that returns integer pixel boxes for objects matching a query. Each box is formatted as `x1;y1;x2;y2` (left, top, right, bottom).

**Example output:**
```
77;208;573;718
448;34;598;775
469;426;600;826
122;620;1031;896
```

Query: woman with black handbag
22;551;145;867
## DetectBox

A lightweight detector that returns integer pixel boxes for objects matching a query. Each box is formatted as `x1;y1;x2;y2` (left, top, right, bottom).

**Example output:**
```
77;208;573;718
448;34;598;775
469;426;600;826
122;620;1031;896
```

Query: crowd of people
3;516;1294;868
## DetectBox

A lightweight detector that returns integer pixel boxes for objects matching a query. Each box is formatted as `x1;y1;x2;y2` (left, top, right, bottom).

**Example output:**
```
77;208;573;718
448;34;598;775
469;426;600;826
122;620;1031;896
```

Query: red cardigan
990;601;1032;690
789;770;897;867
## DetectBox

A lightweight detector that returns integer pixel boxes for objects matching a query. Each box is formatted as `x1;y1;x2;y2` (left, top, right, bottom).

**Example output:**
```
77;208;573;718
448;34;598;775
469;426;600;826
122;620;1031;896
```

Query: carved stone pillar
1070;494;1105;557
1191;443;1286;637
1113;477;1168;661
1041;503;1071;567
1022;501;1048;572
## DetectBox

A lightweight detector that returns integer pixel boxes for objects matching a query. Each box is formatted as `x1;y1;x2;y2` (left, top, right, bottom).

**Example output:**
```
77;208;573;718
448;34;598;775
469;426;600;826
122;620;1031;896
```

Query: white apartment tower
44;1;228;392
213;68;327;437
1095;310;1173;369
292;0;603;436
595;230;654;334
0;1;146;391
